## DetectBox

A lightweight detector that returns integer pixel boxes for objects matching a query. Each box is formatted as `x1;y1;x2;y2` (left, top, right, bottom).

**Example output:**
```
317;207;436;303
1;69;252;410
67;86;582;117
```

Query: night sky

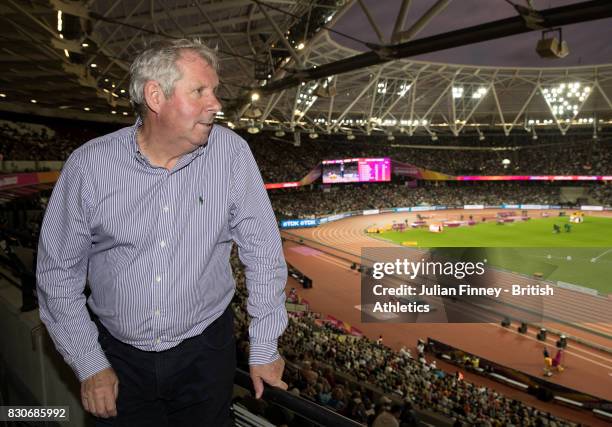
331;0;612;67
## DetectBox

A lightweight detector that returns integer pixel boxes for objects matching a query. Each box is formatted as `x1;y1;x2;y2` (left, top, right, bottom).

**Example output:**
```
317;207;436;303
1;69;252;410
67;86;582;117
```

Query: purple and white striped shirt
36;119;288;381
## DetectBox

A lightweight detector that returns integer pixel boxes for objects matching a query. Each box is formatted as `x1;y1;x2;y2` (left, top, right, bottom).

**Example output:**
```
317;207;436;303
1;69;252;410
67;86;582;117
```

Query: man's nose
206;94;222;113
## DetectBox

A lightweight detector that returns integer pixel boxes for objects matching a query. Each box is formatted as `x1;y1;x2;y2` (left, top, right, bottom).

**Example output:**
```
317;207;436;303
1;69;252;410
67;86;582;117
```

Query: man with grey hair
37;38;288;426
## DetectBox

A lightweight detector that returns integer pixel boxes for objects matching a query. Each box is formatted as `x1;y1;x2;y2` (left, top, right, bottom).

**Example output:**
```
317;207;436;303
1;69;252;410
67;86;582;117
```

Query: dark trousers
94;307;236;427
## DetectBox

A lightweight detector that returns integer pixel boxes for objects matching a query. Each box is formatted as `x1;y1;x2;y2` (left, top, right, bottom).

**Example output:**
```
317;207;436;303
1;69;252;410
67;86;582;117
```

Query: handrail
233;368;363;427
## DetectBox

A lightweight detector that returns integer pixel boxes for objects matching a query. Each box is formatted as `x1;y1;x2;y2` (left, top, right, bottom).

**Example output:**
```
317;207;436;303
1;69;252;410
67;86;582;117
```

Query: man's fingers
251;375;264;399
92;395;107;418
277;380;288;390
83;395;102;418
104;392;118;417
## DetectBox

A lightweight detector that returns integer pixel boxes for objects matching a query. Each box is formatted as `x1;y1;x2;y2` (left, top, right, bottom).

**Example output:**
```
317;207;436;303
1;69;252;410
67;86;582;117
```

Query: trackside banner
279;219;319;229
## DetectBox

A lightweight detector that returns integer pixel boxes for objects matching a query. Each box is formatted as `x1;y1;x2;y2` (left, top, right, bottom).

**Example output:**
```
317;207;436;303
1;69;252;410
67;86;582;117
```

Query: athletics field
375;216;612;294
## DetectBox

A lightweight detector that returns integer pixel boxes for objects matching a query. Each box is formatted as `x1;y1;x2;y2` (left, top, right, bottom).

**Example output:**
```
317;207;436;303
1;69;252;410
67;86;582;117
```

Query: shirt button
156;338;161;344
154;309;160;316
163;205;169;212
160;240;166;248
155;275;161;283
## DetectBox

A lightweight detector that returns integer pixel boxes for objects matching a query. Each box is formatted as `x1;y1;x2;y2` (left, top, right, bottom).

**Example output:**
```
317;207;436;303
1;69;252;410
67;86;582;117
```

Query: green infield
374;216;612;294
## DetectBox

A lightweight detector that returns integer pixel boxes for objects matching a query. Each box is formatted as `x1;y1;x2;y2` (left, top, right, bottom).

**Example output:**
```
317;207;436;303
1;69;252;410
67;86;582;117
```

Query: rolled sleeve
229;143;288;365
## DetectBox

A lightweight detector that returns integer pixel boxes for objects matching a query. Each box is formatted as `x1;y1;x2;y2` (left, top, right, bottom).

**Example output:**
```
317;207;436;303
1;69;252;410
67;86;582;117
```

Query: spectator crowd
229;251;578;427
269;182;566;218
2;119;610;179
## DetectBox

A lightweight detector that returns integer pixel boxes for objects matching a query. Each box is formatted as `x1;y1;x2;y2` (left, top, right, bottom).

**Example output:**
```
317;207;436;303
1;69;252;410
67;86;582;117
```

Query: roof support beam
6;0;57;38
391;0;412;44
326;87;336;133
508;74;541;134
332;66;385;131
260;90;286;122
490;84;509;135
261;0;612;94
86;0;146;67
395;0;451;43
256;1;302;66
595;81;612;111
357;0;385;44
193;0;252;78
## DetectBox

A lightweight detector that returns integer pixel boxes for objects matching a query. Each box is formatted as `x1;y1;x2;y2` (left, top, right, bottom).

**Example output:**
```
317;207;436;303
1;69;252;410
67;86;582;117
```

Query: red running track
281;210;612;425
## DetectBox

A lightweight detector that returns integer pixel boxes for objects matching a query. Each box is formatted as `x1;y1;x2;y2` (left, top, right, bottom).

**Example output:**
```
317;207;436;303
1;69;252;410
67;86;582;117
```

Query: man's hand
249;357;288;399
81;367;119;418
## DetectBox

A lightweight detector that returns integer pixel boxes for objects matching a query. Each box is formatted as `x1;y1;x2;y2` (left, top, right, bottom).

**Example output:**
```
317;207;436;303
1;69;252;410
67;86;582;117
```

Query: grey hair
129;38;219;118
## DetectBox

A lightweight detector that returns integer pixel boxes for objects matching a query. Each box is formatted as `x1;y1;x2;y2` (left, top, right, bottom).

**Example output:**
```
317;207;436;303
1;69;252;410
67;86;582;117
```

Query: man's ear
143;80;165;115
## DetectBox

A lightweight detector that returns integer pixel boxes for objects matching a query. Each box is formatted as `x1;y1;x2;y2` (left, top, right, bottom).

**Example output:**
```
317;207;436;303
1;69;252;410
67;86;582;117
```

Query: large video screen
322;158;391;184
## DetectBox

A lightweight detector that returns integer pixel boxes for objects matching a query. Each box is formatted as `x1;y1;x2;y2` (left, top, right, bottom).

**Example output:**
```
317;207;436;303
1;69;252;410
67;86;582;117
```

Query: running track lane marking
299;246;612;354
591;248;612;263
493;322;612;370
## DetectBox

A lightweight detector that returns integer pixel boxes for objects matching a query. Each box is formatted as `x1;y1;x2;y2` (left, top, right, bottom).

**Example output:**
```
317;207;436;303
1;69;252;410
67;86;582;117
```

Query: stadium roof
1;0;612;139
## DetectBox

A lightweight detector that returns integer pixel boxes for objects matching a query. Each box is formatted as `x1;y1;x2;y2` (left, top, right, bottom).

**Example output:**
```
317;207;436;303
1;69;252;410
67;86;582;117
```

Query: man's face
157;51;222;151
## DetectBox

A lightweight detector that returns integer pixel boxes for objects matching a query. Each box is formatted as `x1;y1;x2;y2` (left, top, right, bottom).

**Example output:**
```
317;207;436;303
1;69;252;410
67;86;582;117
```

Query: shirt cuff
69;347;112;382
249;341;281;365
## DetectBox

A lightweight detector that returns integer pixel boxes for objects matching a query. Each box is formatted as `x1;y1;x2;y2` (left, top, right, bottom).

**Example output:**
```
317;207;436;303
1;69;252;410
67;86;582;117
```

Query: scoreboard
322;158;391;184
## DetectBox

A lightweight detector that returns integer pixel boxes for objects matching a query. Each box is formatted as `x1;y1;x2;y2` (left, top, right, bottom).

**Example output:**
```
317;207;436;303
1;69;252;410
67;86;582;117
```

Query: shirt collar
130;116;143;157
129;116;210;167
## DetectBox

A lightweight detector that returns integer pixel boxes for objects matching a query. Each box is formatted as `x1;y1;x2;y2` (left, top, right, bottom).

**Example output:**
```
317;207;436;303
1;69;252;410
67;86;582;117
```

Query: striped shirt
36;119;288;381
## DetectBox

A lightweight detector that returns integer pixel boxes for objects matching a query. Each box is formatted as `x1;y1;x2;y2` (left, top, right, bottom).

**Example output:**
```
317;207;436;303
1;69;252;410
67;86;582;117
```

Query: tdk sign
280;219;319;229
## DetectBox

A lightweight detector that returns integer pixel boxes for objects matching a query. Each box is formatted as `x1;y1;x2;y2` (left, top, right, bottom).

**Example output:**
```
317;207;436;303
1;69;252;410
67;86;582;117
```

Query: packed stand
246;133;611;181
270;182;563;218
0;119;114;162
2;118;611;178
588;183;612;205
229;251;578;427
